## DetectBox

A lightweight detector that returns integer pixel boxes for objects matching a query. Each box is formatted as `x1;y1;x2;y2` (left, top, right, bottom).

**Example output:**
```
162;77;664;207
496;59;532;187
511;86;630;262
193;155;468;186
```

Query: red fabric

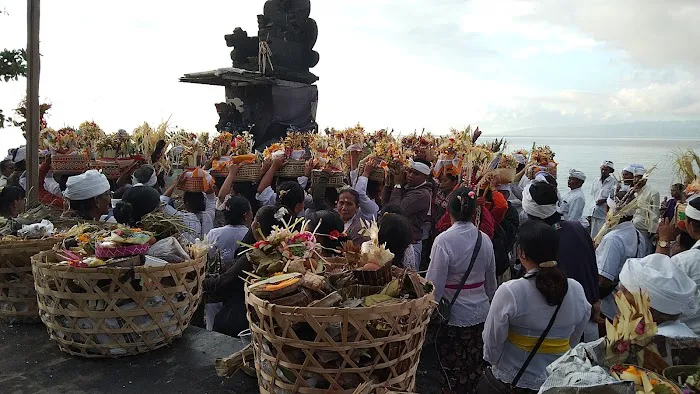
445;281;484;290
39;160;64;209
435;205;495;239
489;190;508;224
478;206;495;239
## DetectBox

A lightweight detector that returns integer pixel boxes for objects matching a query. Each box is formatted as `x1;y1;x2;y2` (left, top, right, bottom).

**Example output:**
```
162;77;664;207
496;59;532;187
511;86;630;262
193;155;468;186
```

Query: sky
1;0;699;155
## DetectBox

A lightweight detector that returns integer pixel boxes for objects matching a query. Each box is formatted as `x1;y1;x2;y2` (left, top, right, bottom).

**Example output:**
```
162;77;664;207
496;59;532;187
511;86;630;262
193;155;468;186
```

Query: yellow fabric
507;331;570;354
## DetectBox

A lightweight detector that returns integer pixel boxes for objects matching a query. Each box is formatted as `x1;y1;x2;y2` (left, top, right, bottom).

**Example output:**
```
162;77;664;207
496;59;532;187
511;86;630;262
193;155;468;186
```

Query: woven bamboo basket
311;170;347;188
90;160;121;179
181;176;205;192
52;154;90;175
276;160;306;178
31;250;206;358
357;163;385;183
245;284;435;393
0;238;61;323
211;163;263;183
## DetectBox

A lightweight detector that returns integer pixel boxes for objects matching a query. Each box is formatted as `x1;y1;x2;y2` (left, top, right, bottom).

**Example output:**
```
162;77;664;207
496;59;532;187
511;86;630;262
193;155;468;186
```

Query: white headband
522;184;558;219
64;170;110;200
408;159;431;176
601;161;614;170
569;169;586;182
686;197;700;221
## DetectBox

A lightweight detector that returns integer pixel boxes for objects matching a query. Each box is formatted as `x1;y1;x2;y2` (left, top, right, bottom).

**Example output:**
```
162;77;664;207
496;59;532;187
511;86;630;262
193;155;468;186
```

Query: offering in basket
351;220;394;286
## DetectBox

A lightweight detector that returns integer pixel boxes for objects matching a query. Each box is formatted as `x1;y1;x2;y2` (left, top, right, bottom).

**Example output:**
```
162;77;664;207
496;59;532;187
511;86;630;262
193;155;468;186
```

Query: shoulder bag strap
510;301;563;388
448;231;483;308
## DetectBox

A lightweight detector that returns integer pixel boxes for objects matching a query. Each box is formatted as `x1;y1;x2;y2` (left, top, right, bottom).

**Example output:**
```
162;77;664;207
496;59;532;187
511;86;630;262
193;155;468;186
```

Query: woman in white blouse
480;220;591;393
427;187;497;393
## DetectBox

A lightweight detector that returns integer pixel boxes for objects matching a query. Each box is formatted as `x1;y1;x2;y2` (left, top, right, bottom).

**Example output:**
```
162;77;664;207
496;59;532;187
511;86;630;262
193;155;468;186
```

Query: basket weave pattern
90;160;121;179
276;160;306;178
52;154;89;174
0;239;60;323
357;163;385;182
311;170;347;188
246;287;435;393
211;163;262;182
31;251;205;357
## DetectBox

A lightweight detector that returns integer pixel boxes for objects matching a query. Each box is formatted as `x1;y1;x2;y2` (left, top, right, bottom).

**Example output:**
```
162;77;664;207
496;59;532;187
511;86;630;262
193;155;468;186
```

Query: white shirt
559;188;586;222
596;221;647;318
483;276;591;390
633;184;660;234
161;193;217;243
672;240;700;335
354;175;379;221
427;222;496;327
402;244;417;271
657;321;698;338
589;175;617;219
205;225;249;266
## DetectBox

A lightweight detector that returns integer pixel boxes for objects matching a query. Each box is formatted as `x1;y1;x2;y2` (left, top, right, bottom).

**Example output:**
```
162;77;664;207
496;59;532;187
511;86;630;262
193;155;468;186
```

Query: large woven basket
246;285;435;393
211;163;263;183
0;238;61;323
311;170;347;188
276;160;306;178
90;159;121;179
31;250;206;358
357;163;385;183
52;154;90;175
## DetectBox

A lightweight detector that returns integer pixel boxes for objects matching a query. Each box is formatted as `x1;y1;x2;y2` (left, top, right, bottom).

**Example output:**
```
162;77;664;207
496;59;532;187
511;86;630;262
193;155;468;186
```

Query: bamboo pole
25;0;41;206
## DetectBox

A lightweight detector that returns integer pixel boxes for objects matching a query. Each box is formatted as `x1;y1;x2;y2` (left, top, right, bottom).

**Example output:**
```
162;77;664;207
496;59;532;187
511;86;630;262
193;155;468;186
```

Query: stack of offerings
240;216;435;393
30;225;207;357
309;134;347;188
527;144;558;178
210;131;261;182
41;127;90;174
264;131;313;178
0;207;68;324
92;127;138;179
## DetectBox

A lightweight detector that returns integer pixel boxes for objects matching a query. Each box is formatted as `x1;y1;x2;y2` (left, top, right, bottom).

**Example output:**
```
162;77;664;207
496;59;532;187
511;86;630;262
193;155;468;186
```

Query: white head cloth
601;160;614;170
622;165;635;174
686;195;700;221
522;184;558;219
513;154;526;165
569;169;586;182
13;146;26;163
64;170;110;200
408;159;431;176
620;254;698;316
132;169;157;187
631;164;647;176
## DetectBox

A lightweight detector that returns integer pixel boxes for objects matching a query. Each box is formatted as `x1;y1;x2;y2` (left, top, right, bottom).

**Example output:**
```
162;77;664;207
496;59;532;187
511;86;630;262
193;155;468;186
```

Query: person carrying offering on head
385;159;433;264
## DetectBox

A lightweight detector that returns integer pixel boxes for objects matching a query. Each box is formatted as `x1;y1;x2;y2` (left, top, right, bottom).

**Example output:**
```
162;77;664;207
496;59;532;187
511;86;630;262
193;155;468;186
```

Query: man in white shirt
559;169;587;226
619;253;698;338
630;164;660;238
588;161;616;238
596;216;649;319
663;195;700;335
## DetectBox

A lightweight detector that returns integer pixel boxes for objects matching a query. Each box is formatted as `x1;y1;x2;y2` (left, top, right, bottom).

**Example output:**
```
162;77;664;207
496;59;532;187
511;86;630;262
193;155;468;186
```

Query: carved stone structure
224;0;319;84
181;0;319;149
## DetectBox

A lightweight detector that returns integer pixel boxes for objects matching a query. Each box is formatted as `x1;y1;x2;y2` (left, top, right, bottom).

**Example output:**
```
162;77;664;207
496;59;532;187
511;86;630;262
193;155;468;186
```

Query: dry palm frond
138;211;195;239
672;149;700;185
215;343;254;377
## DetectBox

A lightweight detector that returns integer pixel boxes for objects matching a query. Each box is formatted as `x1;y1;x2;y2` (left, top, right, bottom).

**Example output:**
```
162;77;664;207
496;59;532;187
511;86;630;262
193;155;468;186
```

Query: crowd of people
1;142;699;394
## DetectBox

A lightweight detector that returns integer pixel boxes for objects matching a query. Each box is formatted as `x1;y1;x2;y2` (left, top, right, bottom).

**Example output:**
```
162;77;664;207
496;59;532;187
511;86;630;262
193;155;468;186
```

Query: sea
498;136;700;207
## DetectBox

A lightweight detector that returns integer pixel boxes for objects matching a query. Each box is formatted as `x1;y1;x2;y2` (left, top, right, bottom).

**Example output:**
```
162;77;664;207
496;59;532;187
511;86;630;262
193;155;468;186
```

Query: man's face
406;169;426;188
336;192;358;222
671;185;682;199
568;177;583;190
600;166;612;178
95;190;112;216
622;171;634;185
2;163;15;177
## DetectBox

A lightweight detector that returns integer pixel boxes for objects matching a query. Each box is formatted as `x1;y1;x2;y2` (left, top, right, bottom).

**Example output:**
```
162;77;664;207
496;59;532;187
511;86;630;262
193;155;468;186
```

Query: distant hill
491;121;700;140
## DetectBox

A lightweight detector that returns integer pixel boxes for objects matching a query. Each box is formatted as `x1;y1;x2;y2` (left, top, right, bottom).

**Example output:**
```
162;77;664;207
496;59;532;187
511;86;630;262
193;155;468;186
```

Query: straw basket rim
276;159;306;178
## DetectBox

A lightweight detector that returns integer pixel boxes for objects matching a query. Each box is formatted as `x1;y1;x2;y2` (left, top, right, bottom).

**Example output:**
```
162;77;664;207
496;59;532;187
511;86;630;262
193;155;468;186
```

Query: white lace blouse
427;221;496;327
